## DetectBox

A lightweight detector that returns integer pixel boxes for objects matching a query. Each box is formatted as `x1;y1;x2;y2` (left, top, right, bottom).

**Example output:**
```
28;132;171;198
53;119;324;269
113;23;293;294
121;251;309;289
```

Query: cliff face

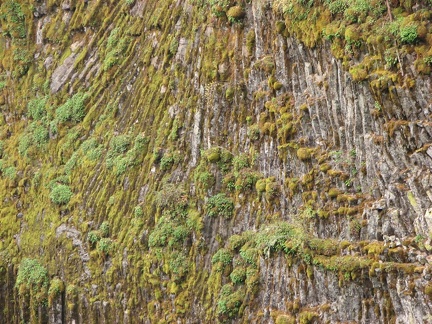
1;0;432;323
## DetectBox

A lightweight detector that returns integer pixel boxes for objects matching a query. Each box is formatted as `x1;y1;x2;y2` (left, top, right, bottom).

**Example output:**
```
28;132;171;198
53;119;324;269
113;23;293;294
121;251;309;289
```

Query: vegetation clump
15;258;49;298
48;278;64;305
206;193;234;219
212;248;233;271
0;1;26;39
217;284;244;320
296;147;313;161
50;184;73;205
56;93;87;123
229;267;247;284
226;6;246;23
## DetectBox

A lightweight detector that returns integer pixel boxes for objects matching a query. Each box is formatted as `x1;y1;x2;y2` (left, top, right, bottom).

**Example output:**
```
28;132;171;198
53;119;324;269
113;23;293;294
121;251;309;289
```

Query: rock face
0;0;432;323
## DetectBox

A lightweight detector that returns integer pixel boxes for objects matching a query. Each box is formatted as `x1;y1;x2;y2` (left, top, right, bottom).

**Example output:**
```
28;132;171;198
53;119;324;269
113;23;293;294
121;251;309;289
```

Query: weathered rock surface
0;0;431;323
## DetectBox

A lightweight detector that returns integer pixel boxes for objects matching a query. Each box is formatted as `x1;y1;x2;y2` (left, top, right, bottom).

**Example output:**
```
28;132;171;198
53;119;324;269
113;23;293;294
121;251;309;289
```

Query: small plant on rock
206;193;234;219
50;184;73;205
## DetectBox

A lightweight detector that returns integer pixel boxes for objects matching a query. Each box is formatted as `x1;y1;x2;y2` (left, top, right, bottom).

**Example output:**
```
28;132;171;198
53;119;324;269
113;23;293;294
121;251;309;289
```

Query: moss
296;147;313;161
247;124;260;141
0;0;430;321
363;242;385;257
206;148;221;163
229;233;248;251
349;65;368;82
327;169;348;180
336;194;358;204
275;21;286;35
301;171;314;186
257;56;275;73
336;206;358;216
286;177;299;194
273;81;283;91
407;191;418;208
48;277;65;305
344;25;360;44
319;163;331;172
245;267;259;293
255;179;266;193
425;283;432;299
299;310;318;324
246;29;255;55
226;6;246;21
328;187;340;198
204;147;232;172
317;209;329;219
229;267;246;284
225;87;234;100
308;238;338;256
275;314;295;324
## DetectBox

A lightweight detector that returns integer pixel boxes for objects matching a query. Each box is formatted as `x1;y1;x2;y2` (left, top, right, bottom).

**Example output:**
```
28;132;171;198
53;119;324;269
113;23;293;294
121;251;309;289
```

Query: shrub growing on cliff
134;205;144;218
56;92;87;123
15;258;49;294
87;230;101;246
195;169;216;189
97;238;113;255
232;153;250;171
155;183;187;209
148;214;191;249
32;123;49;147
230;267;246;284
217;284;244;320
212;248;233;271
104;28;130;71
168;252;189;280
28;97;48;120
206;193;234;218
50;184;73;205
400;23;418;44
148;220;174;248
0;0;26;39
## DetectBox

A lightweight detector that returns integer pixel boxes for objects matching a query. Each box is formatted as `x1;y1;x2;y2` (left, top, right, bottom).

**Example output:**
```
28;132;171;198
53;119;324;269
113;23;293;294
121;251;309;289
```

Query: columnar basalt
0;0;432;323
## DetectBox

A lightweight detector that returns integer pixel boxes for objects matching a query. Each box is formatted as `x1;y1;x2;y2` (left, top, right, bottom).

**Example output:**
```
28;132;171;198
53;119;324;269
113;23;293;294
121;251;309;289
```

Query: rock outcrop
0;0;431;323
